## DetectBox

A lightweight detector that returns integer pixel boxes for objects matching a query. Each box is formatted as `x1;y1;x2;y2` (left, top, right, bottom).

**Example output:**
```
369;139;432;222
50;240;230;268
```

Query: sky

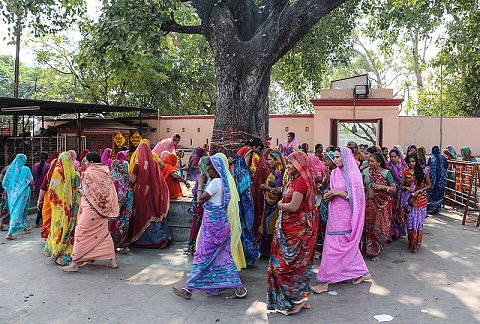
0;0;101;66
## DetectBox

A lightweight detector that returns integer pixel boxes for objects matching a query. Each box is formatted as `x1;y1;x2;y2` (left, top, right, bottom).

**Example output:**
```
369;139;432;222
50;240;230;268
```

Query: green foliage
271;1;360;112
433;0;480;116
0;54;39;98
0;0;86;41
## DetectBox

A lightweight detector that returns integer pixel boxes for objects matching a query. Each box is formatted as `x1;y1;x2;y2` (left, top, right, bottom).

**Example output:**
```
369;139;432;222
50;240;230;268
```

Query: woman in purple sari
312;147;370;294
173;156;247;300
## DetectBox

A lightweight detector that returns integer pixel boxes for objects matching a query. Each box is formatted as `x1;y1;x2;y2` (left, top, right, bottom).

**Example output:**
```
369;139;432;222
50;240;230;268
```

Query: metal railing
444;160;480;227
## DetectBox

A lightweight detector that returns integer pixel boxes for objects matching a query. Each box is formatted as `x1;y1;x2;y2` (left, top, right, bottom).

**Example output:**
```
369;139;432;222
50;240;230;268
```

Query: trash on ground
327;290;337;296
373;314;394;322
421;309;429;314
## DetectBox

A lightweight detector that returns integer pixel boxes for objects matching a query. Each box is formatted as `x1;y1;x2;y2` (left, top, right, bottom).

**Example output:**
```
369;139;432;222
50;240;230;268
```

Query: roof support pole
22;114;25;154
13;112;18;137
77;110;82;153
139;111;143;138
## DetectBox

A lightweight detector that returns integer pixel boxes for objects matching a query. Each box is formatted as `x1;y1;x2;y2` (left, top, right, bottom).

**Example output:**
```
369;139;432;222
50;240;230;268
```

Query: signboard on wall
113;132;125;148
130;132;142;146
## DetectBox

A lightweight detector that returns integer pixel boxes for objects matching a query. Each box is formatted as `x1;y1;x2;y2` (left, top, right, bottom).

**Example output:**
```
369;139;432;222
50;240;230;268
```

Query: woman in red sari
362;152;396;261
129;142;171;248
267;151;317;315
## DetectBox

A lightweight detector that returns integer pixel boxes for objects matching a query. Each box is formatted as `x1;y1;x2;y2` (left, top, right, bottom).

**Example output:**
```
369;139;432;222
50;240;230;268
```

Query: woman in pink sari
152;133;181;156
311;147;370;294
101;148;113;170
61;152;120;272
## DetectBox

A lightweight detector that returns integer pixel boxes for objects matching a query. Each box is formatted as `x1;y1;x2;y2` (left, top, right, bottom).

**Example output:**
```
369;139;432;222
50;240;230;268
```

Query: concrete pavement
0;206;479;323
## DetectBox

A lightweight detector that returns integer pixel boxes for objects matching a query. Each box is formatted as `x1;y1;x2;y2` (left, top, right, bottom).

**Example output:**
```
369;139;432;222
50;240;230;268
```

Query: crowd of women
0;130;472;315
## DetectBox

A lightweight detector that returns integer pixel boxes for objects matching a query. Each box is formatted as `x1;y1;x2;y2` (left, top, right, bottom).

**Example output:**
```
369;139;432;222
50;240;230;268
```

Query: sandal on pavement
286;298;308;315
6;235;16;240
117;246;130;254
225;287;247;299
310;285;328;294
352;274;372;285
173;287;192;300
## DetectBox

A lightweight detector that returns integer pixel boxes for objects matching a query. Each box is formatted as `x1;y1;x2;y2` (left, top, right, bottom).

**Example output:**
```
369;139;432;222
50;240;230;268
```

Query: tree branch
263;0;346;66
144;0;203;34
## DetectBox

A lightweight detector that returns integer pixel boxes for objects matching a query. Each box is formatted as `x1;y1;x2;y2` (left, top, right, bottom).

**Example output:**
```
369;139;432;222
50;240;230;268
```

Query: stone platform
166;197;193;242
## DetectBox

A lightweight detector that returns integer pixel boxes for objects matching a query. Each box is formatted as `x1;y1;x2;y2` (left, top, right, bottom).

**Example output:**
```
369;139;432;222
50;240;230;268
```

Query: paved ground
0;206;479;324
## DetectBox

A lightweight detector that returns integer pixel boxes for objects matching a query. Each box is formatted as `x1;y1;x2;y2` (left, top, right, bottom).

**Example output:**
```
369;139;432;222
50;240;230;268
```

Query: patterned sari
401;167;428;253
44;152;81;266
41;158;58;239
252;149;273;238
258;151;284;257
108;152;134;248
232;155;260;265
2;154;33;235
73;163;119;262
362;167;392;257
386;149;406;237
185;156;242;294
267;151;317;311
186;156;209;253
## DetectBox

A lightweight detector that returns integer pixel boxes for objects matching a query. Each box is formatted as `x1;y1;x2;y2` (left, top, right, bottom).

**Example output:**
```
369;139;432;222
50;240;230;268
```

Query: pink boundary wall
41;88;480;155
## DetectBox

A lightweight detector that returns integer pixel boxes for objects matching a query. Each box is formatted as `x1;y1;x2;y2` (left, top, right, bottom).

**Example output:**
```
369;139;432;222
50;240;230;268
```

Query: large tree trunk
191;0;346;154
211;58;271;154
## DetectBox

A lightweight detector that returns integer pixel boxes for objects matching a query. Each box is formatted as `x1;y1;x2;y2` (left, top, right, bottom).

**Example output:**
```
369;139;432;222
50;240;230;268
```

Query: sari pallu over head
130;142;170;242
252;148;275;234
40;157;58;239
2;154;31;196
44;152;80;265
128;139;162;174
81;163;119;218
427;146;448;210
49;152;79;219
101;148;113;170
136;142;169;219
215;153;246;271
152;134;177;156
286;151;316;215
329;147;366;242
461;146;477;162
386;148;404;186
263;151;285;234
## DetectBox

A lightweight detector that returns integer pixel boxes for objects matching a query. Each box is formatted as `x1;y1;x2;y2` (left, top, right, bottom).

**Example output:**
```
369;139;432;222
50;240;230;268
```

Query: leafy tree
434;0;480;116
0;54;39;98
84;0;352;151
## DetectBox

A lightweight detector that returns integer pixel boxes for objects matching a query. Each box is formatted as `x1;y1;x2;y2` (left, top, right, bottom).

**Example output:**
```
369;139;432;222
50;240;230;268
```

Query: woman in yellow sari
44;152;81;266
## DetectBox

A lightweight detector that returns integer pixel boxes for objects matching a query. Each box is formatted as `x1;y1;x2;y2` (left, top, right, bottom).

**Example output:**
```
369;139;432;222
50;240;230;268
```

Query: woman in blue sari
2;154;33;240
232;155;260;266
427;146;448;214
173;156;247;300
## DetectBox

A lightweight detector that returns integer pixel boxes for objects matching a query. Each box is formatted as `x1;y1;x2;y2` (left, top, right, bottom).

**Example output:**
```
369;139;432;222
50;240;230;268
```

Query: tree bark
189;0;345;154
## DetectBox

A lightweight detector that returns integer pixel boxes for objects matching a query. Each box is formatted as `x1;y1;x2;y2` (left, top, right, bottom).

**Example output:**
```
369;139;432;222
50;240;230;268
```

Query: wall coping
310;98;404;107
